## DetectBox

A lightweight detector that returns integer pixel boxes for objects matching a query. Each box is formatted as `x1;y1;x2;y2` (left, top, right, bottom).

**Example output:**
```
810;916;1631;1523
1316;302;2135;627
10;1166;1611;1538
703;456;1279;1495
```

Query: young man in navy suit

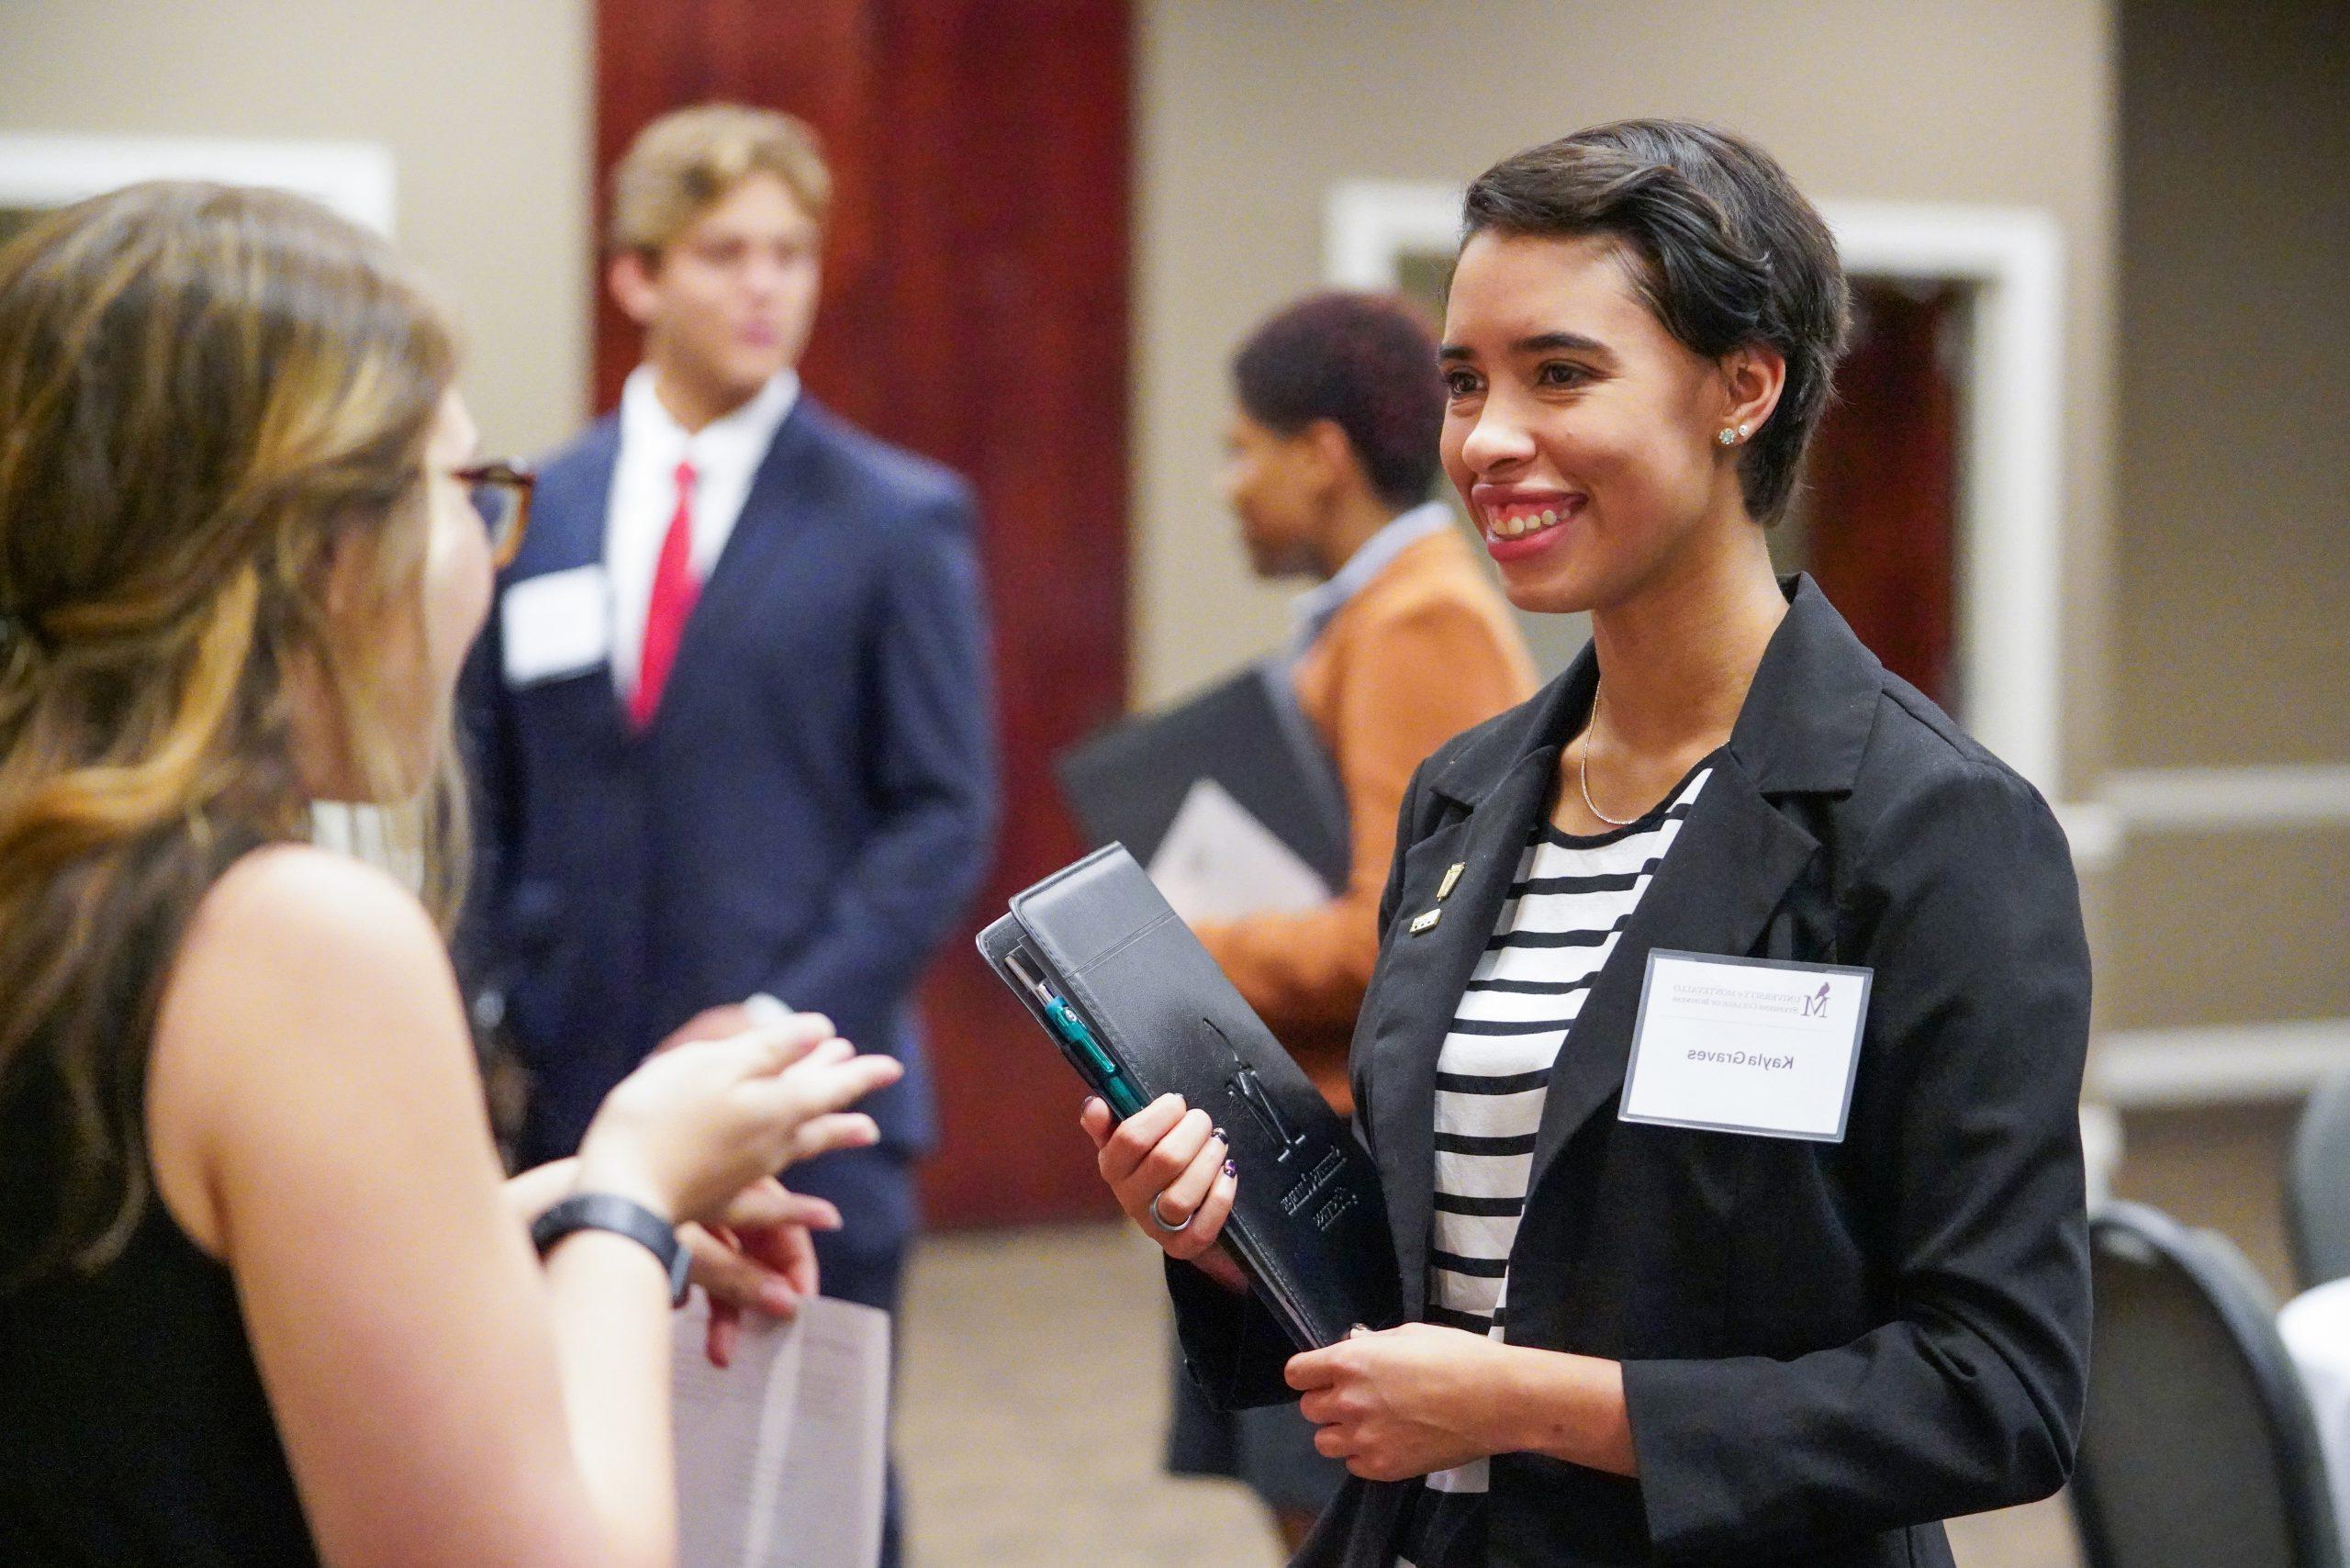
462;104;998;1565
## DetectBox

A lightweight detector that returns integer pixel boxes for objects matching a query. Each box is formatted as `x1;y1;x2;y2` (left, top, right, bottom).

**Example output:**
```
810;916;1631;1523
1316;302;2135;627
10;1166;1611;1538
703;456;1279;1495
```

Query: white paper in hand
1146;777;1332;925
671;1294;891;1568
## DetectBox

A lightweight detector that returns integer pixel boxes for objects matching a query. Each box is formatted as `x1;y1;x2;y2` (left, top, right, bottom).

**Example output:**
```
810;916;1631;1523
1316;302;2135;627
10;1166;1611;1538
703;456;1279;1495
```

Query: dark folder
1054;659;1350;891
979;846;1401;1351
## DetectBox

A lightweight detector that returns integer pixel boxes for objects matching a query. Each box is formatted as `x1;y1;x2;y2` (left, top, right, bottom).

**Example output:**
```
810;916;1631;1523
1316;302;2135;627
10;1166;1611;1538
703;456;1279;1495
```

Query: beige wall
1135;0;2121;807
2095;0;2350;1032
0;0;594;459
2106;830;2350;1031
2110;0;2348;768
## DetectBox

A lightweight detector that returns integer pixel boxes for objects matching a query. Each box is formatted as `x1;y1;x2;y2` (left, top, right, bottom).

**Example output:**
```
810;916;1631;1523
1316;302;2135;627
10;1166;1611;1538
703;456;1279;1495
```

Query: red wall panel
595;0;1132;1226
1801;281;1961;708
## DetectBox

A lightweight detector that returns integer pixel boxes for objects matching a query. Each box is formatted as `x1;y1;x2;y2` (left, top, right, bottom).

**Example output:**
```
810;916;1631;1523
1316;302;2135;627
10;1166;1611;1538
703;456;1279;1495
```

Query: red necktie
632;459;699;730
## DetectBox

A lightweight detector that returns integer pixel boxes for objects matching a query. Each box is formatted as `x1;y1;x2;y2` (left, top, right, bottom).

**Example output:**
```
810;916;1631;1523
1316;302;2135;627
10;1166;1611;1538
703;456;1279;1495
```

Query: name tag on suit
500;564;611;688
1619;950;1874;1143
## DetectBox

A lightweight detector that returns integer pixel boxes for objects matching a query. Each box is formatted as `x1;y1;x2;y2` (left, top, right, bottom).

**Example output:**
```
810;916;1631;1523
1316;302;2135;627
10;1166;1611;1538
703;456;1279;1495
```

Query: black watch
531;1193;691;1306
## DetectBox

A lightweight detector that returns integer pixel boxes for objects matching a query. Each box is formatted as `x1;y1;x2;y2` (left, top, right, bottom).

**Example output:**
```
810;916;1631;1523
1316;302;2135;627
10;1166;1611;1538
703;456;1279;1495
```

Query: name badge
500;565;611;688
1619;950;1872;1143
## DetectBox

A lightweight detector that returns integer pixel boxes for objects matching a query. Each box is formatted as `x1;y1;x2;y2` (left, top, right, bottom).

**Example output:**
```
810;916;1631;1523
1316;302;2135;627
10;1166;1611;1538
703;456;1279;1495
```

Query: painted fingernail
1223;1159;1237;1177
1214;1126;1227;1142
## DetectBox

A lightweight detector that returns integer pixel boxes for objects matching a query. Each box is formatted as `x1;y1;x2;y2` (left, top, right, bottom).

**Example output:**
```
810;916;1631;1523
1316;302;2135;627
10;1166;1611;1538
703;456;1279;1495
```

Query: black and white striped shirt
1399;765;1710;1568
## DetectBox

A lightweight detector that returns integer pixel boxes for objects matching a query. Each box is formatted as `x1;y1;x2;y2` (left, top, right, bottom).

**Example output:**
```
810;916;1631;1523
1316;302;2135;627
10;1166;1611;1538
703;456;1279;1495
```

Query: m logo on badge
1619;951;1874;1143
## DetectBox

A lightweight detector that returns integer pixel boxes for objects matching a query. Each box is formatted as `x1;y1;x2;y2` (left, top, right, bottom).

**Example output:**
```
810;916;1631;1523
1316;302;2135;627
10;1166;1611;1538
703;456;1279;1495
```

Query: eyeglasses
455;459;536;568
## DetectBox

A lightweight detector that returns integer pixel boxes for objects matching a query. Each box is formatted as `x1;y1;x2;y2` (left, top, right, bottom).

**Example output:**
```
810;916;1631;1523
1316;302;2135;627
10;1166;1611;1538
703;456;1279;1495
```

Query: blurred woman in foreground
0;181;899;1568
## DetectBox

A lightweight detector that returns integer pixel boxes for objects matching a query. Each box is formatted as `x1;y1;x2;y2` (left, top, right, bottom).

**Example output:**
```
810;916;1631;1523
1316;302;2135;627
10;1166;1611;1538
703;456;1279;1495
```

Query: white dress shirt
605;364;800;701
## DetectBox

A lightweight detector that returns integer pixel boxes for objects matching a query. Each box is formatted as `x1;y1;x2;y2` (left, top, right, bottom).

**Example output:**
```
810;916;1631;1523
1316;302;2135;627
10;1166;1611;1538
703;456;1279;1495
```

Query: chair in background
2288;1070;2350;1291
2072;1202;2344;1568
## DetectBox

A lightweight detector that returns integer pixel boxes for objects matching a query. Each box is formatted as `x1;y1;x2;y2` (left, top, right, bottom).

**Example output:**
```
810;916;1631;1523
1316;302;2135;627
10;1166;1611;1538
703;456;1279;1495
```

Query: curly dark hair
1462;119;1852;523
1232;291;1447;511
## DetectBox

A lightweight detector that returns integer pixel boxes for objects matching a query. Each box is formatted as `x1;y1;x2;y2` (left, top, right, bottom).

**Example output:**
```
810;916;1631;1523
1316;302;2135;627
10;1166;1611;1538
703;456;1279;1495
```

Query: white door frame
1818;201;2068;809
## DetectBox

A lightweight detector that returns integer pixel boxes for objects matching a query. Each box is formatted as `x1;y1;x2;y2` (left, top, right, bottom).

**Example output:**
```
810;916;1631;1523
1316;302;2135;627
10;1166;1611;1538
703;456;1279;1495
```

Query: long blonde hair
0;182;461;1288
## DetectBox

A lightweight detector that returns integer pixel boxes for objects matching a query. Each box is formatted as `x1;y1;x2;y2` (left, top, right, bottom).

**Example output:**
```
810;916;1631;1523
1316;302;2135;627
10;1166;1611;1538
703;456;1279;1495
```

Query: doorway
1775;277;1969;710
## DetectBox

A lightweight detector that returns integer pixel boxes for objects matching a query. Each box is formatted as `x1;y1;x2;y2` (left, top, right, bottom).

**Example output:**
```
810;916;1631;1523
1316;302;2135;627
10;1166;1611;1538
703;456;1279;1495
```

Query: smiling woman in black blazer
1082;118;2092;1568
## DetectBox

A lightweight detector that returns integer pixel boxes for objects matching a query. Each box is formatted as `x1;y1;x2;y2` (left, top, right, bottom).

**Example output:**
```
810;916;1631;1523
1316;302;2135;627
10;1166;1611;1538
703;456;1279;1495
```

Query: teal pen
1007;950;1148;1119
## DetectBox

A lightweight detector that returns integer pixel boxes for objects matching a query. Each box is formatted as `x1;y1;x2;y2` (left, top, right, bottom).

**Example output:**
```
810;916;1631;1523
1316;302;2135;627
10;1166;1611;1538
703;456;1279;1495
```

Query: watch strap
532;1192;691;1306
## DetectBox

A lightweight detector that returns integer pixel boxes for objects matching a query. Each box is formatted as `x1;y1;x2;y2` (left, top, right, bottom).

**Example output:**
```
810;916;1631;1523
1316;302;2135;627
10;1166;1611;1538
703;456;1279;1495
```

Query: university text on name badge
1618;950;1873;1142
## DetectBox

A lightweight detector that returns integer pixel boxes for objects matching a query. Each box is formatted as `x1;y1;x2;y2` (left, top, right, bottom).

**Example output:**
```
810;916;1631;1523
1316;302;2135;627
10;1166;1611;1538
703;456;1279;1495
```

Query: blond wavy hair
609;102;832;255
0;182;462;1289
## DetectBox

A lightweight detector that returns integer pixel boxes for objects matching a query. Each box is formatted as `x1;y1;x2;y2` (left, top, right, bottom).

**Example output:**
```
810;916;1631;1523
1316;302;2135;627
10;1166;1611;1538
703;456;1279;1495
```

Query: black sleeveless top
0;1187;320;1564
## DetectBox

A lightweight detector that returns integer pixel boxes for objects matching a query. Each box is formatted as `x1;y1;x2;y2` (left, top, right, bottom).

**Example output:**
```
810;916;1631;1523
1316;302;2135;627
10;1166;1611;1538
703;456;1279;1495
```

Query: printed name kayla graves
1620;950;1874;1143
1684;1047;1798;1071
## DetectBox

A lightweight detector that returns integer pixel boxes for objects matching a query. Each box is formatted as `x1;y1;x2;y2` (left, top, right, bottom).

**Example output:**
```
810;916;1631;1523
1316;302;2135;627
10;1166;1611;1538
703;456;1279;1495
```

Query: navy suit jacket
460;396;999;1171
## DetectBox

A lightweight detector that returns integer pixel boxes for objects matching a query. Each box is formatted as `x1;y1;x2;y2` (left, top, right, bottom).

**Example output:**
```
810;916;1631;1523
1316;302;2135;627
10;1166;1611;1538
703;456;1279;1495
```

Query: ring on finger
1148;1190;1195;1234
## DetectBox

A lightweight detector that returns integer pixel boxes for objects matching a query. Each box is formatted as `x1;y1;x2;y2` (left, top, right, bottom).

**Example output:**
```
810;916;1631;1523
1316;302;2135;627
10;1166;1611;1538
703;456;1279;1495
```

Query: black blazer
1169;576;2092;1567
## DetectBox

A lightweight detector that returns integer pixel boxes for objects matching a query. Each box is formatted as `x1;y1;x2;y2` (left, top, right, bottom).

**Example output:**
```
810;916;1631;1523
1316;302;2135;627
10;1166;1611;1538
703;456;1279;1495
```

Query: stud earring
1716;427;1739;447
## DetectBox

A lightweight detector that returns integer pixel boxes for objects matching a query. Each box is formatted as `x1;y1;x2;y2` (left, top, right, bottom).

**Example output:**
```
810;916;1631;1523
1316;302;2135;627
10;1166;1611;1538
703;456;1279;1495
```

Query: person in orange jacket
1170;291;1538;1551
1193;292;1539;1118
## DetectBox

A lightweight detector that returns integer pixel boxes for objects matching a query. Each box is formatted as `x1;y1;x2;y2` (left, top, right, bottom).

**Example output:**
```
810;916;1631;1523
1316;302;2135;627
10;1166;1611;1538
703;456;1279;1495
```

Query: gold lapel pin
1409;908;1442;935
1437;862;1465;902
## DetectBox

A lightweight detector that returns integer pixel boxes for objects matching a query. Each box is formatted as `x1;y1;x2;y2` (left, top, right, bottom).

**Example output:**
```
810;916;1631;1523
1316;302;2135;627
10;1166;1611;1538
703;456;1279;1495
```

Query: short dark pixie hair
1462;119;1851;523
1232;291;1446;511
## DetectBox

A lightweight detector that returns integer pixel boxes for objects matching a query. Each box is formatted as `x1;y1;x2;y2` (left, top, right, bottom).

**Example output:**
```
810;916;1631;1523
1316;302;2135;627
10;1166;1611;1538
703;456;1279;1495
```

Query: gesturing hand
685;1177;838;1367
580;1014;901;1228
656;993;791;1057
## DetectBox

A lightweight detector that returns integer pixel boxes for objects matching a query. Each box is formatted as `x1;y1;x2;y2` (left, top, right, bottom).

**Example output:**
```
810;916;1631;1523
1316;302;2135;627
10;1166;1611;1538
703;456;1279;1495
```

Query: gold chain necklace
1577;684;1643;828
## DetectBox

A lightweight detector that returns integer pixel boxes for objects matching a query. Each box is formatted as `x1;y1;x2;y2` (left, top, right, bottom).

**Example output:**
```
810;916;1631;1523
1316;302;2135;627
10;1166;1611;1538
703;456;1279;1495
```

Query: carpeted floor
895;1226;2081;1567
895;1102;2302;1567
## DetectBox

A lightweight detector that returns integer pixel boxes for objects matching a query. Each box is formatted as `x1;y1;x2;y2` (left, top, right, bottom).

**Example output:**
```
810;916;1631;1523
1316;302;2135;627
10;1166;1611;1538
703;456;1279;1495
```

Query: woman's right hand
577;1014;901;1227
1080;1092;1246;1291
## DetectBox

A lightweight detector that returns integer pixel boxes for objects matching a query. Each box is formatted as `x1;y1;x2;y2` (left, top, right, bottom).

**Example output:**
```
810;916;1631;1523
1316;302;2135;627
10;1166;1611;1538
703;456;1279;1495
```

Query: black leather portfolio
979;845;1401;1351
1054;659;1350;891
